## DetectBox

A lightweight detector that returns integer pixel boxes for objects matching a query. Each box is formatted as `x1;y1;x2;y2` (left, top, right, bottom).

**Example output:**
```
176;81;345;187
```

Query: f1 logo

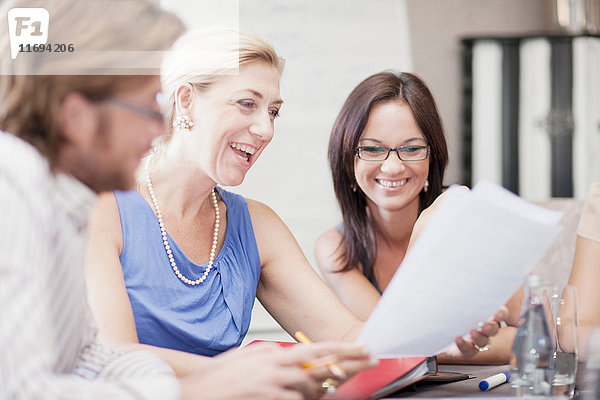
7;8;49;60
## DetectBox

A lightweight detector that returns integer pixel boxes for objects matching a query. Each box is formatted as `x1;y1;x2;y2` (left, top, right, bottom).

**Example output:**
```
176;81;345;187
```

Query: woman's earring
173;114;193;133
351;183;357;193
423;180;429;193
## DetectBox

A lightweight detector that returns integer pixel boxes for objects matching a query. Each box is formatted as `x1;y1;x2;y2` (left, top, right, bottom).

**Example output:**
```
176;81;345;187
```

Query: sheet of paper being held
356;180;563;357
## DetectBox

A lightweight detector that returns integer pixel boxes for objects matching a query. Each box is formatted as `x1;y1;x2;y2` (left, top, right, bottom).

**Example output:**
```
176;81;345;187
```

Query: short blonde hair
0;0;184;165
146;28;285;170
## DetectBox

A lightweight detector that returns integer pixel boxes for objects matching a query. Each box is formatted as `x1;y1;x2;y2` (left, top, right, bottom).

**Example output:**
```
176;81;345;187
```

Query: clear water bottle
510;274;555;396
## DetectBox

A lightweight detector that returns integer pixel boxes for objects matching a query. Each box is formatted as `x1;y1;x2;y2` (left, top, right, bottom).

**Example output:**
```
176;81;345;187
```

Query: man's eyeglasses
104;96;165;123
356;145;430;162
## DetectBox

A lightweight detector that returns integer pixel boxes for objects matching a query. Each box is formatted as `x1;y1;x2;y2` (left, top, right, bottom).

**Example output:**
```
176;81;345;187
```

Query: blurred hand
442;306;509;359
179;341;376;400
289;341;377;382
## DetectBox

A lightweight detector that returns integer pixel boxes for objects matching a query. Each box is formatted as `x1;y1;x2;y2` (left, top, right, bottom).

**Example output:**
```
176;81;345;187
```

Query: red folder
327;356;437;400
248;341;437;400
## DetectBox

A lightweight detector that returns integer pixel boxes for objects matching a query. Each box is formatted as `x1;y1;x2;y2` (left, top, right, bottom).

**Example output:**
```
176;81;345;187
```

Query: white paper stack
356;181;563;357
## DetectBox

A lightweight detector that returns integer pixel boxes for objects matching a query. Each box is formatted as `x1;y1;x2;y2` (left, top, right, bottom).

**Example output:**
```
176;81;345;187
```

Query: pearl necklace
144;157;220;286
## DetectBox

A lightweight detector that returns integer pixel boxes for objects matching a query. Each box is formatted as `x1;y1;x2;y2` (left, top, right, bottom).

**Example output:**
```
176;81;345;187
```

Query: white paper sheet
356;181;563;356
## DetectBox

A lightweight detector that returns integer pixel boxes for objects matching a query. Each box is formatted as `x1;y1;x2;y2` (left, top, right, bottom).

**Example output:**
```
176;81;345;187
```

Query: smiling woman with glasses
316;72;447;301
315;71;519;364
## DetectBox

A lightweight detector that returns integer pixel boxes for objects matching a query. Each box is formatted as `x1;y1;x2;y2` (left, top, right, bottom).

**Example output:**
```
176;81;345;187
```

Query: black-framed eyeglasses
104;96;165;123
356;145;430;162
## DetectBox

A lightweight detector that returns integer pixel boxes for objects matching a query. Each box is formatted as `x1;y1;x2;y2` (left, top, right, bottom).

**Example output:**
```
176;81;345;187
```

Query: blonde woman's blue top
114;187;260;356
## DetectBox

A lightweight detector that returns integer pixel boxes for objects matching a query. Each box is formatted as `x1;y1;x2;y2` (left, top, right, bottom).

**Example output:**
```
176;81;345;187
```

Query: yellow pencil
295;331;347;380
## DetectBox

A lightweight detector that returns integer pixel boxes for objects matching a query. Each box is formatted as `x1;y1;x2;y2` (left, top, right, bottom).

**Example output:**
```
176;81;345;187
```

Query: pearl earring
173;114;193;132
423;180;429;193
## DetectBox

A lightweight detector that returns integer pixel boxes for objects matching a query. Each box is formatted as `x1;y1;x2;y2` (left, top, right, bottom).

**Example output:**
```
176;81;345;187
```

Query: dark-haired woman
315;71;521;364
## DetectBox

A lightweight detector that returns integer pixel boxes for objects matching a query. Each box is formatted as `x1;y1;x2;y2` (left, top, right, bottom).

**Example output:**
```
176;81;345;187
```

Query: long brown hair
328;71;448;279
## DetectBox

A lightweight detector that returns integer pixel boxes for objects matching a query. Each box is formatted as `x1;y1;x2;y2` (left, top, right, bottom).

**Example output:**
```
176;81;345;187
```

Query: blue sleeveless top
114;187;260;356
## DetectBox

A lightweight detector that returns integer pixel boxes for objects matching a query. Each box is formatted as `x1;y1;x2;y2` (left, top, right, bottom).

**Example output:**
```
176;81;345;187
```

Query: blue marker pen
479;371;510;391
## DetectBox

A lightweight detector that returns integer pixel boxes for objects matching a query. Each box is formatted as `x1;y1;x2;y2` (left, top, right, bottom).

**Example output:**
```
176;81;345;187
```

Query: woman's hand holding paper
441;306;509;359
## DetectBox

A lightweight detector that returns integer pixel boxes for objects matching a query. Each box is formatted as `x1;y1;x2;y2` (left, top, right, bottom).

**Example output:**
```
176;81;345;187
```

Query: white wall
160;0;413;341
159;0;239;28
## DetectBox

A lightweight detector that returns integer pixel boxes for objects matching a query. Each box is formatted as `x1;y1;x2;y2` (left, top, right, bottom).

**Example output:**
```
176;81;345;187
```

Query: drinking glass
545;285;579;398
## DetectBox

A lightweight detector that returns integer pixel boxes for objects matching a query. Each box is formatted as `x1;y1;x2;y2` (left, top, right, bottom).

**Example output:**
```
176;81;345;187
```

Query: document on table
356;180;563;356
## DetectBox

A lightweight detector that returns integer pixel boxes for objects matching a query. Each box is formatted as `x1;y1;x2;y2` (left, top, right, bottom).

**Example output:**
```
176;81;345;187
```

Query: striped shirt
0;132;180;399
